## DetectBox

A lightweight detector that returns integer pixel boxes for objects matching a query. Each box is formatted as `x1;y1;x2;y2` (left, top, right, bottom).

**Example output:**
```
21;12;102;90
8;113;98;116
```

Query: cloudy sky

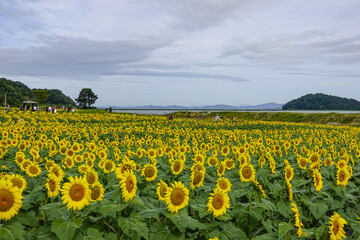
1;0;360;107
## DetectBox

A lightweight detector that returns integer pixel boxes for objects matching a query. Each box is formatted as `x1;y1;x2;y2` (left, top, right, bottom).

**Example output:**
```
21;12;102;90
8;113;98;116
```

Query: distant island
0;77;76;107
282;93;360;110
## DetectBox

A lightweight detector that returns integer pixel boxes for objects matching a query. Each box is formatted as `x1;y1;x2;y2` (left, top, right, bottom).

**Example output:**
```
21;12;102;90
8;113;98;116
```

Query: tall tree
34;89;49;105
75;88;98;109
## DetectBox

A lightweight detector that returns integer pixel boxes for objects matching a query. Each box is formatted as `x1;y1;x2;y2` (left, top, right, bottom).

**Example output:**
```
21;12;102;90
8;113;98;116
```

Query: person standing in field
215;114;220;122
109;106;112;113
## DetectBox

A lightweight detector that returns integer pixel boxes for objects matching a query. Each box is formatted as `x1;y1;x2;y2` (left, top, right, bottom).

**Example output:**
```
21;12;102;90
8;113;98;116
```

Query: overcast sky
1;0;360;107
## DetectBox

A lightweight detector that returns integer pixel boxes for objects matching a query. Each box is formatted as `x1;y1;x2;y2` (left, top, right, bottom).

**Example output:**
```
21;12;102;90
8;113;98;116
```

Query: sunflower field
0;109;359;240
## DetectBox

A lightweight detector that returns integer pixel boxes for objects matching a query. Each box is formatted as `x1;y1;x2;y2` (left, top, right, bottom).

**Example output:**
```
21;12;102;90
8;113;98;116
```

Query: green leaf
252;232;278;240
278;222;293;240
163;209;188;232
40;202;69;220
187;216;207;230
118;217;149;240
276;201;291;218
99;199;128;218
301;196;328;220
222;222;247;239
50;218;83;240
315;225;327;240
16;211;39;227
86;228;104;240
0;220;26;240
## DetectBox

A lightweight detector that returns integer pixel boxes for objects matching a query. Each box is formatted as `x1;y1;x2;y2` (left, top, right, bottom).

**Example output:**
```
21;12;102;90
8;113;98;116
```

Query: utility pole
4;93;6;107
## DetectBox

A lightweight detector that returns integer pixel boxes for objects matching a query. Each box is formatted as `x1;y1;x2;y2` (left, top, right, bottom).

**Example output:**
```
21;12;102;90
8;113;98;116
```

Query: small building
22;100;38;111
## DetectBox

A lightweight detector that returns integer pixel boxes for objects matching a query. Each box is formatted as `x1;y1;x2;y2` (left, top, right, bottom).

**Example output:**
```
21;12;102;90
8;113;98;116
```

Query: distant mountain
101;102;283;110
282;93;360;110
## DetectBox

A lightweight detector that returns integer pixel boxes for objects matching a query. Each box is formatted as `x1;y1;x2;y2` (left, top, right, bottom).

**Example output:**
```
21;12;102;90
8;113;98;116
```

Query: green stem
249;190;254;212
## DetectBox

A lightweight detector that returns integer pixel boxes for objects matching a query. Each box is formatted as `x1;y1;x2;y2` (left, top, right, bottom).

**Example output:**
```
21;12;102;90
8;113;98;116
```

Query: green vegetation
0;77;34;106
0;77;75;107
75;88;98;109
173;111;360;126
282;93;360;110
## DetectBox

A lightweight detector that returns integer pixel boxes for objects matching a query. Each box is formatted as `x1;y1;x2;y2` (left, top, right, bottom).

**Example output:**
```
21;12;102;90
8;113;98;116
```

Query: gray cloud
165;0;250;31
222;31;360;65
0;35;172;76
0;35;246;82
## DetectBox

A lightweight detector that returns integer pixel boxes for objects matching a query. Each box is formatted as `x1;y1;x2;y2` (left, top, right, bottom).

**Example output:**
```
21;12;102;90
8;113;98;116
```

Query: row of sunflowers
0;109;359;239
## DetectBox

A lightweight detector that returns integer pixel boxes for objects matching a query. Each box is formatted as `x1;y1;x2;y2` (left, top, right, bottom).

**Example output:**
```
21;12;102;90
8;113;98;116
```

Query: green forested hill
0;78;34;106
0;77;75;107
282;93;360;110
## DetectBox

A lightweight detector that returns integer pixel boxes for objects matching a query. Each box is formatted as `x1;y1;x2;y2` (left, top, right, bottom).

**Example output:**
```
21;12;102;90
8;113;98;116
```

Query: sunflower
313;169;323;192
45;175;61;198
48;165;66;181
61;176;91;210
336;168;350;187
328;212;347;240
324;156;333;167
217;161;226;177
207;156;218;166
221;146;230;157
252;179;266;198
84;168;98;185
284;165;294;182
297;155;308;170
7;174;27;193
119;171;137;202
193;154;205;163
156;180;168;201
207;187;230;217
115;158;137;179
26;162;41;178
239;164;256;182
165;181;189;213
224;159;235;170
90;181;104;202
103;160;116;174
286;181;293;201
0;179;23;221
63;156;75;169
141;163;158;182
216;177;231;193
290;202;304;237
190;170;205;189
171;160;185;175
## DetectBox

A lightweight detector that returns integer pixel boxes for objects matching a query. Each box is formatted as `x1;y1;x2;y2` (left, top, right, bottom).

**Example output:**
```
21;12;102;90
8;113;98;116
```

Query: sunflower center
86;173;96;184
170;188;185;206
212;194;224;210
242;166;252;179
286;170;292;179
209;158;217;165
145;166;155;178
339;171;346;182
193;172;203;185
91;186;100;200
160;185;167;198
11;178;23;189
69;184;85;201
105;163;113;171
0;189;15;212
226;160;233;168
49;180;56;191
66;159;72;166
121;165;132;174
173;162;181;172
219;181;227;190
23;162;30;169
219;164;224;173
126;179;134;192
29;166;39;174
333;221;340;235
